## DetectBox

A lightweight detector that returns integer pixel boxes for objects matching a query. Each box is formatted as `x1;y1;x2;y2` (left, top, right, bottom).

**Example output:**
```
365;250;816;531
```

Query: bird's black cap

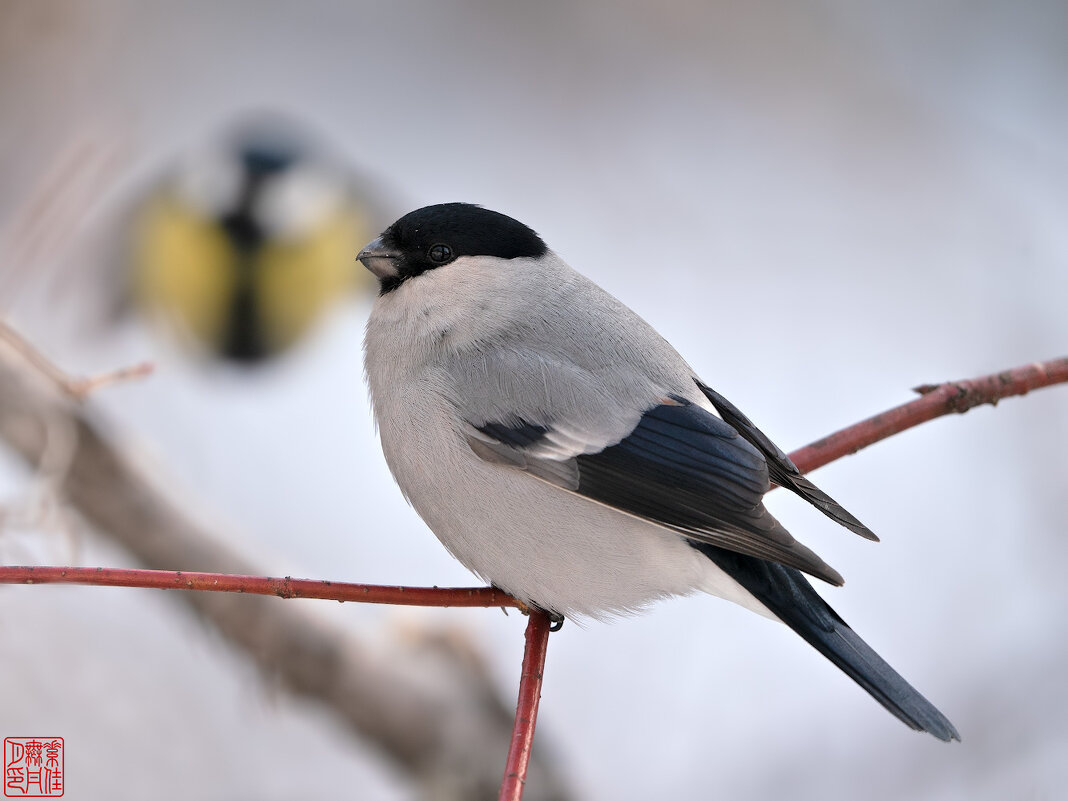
363;203;547;294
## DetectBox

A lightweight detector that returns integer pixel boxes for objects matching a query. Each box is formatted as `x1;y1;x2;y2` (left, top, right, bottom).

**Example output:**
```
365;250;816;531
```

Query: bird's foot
504;594;565;631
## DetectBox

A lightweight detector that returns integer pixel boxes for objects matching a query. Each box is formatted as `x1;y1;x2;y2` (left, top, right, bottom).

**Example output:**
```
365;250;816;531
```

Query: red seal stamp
4;739;63;797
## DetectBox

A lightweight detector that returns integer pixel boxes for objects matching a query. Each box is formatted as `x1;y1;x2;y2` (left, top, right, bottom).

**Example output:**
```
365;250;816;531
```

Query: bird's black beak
357;236;401;279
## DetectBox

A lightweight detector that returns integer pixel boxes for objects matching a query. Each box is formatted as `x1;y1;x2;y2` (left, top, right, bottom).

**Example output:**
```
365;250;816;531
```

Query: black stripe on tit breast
218;163;271;362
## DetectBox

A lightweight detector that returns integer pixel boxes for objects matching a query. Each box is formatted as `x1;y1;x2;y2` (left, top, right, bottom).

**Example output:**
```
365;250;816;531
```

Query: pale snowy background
1;2;1066;799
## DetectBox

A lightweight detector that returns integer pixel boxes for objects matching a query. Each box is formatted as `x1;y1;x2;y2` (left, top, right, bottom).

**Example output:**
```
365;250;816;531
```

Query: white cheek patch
257;167;343;238
175;148;243;218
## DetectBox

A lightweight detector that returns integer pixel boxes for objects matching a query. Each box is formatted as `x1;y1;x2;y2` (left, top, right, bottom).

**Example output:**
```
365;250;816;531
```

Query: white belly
376;395;768;620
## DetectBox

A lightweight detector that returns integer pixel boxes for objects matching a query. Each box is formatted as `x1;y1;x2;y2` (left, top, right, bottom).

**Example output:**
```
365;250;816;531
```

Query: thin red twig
788;357;1068;474
0;565;521;608
499;609;552;801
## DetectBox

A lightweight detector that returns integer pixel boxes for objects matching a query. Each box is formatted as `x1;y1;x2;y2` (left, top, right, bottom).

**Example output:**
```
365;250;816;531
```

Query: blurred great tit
127;119;387;364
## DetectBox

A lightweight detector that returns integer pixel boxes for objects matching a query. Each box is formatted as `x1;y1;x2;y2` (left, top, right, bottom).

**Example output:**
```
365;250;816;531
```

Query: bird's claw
506;595;565;631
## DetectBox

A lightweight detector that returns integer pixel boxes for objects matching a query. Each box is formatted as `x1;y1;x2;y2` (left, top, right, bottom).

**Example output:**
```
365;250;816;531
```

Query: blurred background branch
0;328;571;801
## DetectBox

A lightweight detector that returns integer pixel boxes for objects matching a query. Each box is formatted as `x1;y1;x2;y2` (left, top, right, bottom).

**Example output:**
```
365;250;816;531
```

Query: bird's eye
428;243;453;264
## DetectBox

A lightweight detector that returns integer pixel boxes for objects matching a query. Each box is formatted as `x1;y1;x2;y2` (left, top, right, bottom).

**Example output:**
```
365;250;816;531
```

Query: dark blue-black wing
468;397;844;585
469;392;958;739
696;380;878;540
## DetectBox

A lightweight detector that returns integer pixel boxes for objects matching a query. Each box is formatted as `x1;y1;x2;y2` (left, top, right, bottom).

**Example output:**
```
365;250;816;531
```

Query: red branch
0;565;520;608
500;609;552;801
0;356;1066;801
789;357;1068;474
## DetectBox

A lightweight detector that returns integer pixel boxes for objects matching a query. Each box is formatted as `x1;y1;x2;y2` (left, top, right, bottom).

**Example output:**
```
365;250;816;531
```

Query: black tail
693;543;960;741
